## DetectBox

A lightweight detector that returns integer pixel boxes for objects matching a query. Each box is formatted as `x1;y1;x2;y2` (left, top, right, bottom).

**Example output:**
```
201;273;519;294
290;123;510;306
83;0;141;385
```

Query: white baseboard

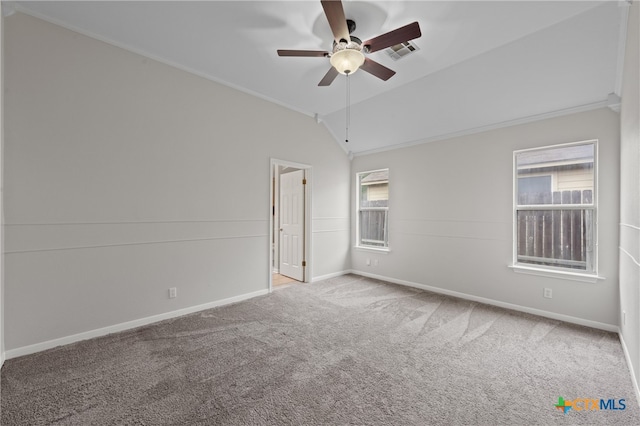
5;269;622;359
5;289;269;360
314;269;639;406
350;270;618;332
619;333;640;408
312;270;352;282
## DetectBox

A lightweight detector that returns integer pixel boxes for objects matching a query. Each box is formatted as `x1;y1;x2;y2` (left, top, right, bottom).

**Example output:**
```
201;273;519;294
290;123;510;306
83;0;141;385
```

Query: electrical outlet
543;288;552;299
623;311;626;326
366;258;371;266
373;259;379;267
169;287;177;299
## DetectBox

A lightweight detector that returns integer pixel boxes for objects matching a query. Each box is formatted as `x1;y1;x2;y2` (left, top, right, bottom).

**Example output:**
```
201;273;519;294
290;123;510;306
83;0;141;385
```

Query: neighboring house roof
517;144;594;169
361;171;389;185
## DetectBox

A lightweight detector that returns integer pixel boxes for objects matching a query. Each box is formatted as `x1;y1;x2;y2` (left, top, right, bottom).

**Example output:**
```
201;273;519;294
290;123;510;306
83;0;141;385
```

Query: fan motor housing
333;36;362;51
346;19;356;34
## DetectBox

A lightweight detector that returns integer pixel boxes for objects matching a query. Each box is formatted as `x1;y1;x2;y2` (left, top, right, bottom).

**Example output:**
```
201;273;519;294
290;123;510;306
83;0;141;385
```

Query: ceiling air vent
385;41;420;61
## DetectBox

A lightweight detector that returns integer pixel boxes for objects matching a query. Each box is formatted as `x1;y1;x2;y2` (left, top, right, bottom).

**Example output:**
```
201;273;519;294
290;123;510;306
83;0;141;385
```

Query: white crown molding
353;99;614;158
12;3;625;161
12;5;359;156
608;92;622;113
10;6;317;120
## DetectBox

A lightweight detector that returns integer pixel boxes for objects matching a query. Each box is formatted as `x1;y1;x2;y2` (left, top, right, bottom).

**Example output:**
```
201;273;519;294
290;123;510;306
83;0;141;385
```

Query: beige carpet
2;274;639;425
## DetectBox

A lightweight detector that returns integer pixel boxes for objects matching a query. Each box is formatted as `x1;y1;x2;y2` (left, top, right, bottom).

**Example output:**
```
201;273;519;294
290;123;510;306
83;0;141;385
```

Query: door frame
269;158;312;292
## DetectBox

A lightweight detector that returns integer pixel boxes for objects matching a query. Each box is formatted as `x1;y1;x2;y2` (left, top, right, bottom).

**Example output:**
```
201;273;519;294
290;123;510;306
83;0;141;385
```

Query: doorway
269;159;312;292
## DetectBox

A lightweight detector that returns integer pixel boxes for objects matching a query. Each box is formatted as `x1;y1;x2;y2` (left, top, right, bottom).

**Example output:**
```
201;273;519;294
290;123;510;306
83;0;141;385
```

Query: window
514;141;596;273
357;169;389;249
518;175;552;196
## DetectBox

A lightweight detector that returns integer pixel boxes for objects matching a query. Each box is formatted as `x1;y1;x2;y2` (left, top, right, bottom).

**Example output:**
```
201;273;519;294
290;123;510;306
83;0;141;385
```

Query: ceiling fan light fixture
330;46;365;75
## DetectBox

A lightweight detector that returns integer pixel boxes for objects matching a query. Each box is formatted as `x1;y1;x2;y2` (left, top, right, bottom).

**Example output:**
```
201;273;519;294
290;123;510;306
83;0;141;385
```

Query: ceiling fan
277;0;422;86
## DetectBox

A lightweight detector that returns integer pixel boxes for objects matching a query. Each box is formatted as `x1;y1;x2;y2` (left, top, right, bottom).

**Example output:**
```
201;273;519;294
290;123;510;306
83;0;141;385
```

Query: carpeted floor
1;274;639;425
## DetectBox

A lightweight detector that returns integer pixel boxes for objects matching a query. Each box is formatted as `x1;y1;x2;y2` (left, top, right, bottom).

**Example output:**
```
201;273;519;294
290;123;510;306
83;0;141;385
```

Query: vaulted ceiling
11;1;626;155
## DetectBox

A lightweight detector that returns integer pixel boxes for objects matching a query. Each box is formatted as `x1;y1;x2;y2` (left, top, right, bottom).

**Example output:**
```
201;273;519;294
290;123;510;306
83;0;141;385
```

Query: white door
279;169;305;281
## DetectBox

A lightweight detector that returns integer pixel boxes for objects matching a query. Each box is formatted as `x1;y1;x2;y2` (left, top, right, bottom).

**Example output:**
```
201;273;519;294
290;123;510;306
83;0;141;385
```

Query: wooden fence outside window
516;189;593;270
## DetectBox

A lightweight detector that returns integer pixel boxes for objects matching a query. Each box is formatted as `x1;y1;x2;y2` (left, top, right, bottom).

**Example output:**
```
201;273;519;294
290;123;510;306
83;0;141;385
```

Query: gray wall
3;13;350;354
620;0;640;397
351;108;620;328
1;6;635;380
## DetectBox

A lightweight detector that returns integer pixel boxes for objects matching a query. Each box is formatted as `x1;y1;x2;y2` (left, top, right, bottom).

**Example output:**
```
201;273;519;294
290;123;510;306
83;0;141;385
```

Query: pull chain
345;72;350;143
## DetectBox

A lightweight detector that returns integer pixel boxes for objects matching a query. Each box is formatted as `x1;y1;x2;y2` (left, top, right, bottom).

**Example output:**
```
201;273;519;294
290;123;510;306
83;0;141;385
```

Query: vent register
386;41;420;60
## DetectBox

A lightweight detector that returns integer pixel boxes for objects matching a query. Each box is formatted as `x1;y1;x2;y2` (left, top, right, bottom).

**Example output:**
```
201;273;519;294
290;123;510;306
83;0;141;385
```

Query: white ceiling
12;1;626;155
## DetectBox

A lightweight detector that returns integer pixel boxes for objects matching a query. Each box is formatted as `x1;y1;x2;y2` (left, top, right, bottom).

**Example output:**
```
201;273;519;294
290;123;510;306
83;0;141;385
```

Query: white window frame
356;168;389;251
512;140;598;279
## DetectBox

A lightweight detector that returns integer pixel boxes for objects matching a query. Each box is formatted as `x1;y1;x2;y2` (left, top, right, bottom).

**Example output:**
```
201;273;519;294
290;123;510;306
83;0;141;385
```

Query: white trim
1;4;6;372
5;219;267;226
619;332;640;408
5;233;268;255
353;101;612;157
350;270;618;332
353;246;390;254
12;3;625;160
513;138;599;155
12;5;316;123
508;264;604;283
510;204;594;211
270;158;313;171
356;168;390;250
512;139;599;277
5;289;268;360
269;159;313;294
312;270;352;282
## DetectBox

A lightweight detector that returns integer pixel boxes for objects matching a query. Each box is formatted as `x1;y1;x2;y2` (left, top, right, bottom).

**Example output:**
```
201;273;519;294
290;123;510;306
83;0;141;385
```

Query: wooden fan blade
321;0;350;43
362;21;421;53
318;67;339;86
360;58;396;81
277;50;329;57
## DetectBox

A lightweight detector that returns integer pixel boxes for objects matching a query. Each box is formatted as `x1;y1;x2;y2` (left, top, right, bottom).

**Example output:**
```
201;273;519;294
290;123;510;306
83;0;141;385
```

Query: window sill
508;264;604;283
354;246;390;254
